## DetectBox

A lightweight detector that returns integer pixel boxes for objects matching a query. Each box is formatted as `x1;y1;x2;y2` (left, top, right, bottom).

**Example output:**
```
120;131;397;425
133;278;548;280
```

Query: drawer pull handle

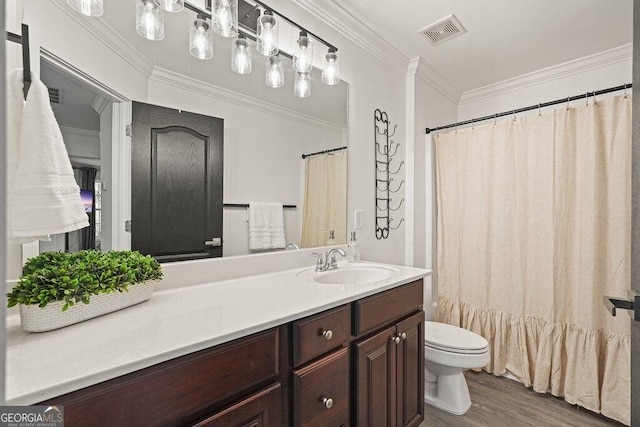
321;329;333;340
391;335;401;344
400;332;407;340
321;396;334;409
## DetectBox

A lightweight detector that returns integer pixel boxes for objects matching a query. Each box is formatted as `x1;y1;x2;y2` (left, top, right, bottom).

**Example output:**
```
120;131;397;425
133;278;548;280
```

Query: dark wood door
131;102;223;262
354;325;397;427
631;3;640;424
395;311;424;427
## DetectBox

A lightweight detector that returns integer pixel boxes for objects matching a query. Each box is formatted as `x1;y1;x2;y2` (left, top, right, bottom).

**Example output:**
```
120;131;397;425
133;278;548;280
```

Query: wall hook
389;197;404;211
389;218;405;230
389;179;405;193
389;160;404;175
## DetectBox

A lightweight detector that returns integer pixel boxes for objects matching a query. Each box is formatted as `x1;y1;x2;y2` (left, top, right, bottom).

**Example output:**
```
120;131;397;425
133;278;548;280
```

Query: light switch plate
354;209;363;230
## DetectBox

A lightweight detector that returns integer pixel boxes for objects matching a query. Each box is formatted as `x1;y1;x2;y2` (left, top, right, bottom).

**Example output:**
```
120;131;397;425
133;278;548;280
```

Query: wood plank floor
420;371;625;426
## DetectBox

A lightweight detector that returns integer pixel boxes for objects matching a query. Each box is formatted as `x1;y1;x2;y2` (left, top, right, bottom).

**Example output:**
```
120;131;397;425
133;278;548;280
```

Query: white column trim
404;58;420;267
112;102;131;251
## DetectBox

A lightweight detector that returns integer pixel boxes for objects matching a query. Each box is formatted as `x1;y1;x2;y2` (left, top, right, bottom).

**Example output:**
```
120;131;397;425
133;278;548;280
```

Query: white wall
458;45;632;120
60;126;100;160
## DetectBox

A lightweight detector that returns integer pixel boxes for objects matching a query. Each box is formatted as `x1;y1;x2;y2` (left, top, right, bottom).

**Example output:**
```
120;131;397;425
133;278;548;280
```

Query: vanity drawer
293;305;349;366
40;328;280;426
292;347;349;427
353;279;423;336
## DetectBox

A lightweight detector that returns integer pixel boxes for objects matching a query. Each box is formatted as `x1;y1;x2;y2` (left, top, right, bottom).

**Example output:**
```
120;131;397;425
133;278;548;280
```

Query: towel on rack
7;69;89;244
248;202;286;250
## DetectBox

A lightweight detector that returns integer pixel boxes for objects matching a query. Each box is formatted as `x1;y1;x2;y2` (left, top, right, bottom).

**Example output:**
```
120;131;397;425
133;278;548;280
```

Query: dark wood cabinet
353;281;425;427
38;279;425;427
192;383;282;427
293;347;349;426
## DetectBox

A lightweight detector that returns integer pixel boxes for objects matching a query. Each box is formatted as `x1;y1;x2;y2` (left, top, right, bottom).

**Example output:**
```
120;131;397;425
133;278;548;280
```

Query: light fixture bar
184;0;337;52
248;0;337;51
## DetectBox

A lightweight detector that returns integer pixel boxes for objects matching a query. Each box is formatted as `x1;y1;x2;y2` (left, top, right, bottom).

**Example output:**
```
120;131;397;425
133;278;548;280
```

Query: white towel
7;69;89;244
248;202;286;250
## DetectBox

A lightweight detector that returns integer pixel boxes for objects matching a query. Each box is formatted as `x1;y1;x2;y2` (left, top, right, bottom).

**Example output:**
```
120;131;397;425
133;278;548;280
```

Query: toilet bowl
424;321;490;415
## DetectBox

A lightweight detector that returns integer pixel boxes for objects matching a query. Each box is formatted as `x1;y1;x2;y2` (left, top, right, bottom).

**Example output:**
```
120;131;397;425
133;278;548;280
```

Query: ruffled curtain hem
436;296;631;425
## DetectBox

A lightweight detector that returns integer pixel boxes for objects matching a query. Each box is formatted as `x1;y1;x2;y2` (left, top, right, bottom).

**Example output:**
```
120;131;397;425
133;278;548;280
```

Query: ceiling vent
48;87;62;104
419;15;466;46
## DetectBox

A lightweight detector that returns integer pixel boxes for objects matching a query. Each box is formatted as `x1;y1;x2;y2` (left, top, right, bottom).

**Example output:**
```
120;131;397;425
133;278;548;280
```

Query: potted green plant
7;250;163;332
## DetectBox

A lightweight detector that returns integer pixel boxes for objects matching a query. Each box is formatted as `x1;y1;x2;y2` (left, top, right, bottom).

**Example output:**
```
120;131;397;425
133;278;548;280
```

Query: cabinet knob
321;329;333;340
391;335;401;344
400;332;407;340
321;397;334;409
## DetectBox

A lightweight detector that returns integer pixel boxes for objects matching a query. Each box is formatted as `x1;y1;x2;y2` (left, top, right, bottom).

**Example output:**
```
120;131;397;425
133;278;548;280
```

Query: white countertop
6;261;430;405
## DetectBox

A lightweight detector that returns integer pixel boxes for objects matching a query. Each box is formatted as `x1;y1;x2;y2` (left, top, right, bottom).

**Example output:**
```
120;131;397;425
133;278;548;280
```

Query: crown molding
60;126;100;138
406;57;461;103
49;0;154;78
92;94;110;114
460;43;632;104
149;68;345;133
289;0;410;76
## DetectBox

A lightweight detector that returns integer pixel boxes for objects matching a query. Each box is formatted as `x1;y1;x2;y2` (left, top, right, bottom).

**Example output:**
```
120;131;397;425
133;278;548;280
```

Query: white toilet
424;321;490;415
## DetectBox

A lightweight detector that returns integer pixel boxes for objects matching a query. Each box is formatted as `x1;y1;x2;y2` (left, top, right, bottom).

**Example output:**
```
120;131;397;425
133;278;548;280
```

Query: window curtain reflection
435;95;631;425
301;151;347;248
73;166;97;250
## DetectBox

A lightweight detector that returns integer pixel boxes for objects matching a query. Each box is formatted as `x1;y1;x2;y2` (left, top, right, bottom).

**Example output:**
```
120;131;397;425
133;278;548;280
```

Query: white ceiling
323;0;633;93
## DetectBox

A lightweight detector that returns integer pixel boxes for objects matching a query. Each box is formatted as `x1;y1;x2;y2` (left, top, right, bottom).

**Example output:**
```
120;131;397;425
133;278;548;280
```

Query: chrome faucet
312;252;326;272
285;242;300;250
325;248;347;270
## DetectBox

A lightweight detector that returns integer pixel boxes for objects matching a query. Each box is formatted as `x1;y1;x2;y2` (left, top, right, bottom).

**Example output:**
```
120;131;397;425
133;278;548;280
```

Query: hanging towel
248;202;286;250
7;69;89;244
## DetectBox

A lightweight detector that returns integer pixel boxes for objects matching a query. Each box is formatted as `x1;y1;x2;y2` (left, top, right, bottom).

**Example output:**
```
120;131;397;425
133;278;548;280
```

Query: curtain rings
585;92;589;106
592;89;597;104
494;113;497;125
566;96;570;110
513;110;516;122
471;118;475;130
624;84;628;98
538;103;541;117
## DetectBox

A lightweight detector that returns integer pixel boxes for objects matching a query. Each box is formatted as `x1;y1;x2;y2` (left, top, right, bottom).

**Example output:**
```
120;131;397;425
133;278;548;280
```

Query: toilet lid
425;322;488;353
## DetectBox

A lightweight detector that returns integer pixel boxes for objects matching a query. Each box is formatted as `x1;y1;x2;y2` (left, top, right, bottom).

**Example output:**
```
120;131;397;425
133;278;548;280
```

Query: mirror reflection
21;0;348;261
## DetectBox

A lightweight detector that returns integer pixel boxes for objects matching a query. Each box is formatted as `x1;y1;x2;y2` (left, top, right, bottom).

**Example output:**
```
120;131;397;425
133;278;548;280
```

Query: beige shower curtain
435;95;631;425
301;151;347;248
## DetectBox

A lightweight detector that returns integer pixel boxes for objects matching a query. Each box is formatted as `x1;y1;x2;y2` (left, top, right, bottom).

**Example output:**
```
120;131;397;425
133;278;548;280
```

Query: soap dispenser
348;231;360;262
326;230;336;245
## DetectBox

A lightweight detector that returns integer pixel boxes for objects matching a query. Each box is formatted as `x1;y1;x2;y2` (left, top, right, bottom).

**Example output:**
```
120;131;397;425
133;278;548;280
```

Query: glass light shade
321;48;340;85
266;55;284;88
232;36;252;74
292;31;314;72
212;0;238;38
136;0;164;41
189;17;214;60
256;11;279;56
67;0;103;17
153;0;183;12
294;72;311;98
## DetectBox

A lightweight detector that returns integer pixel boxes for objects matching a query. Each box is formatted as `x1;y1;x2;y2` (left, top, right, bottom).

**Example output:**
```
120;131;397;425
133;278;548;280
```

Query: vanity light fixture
211;0;239;38
232;34;252;74
153;0;184;12
67;0;103;17
136;0;165;41
321;47;340;85
189;14;214;60
292;31;313;73
266;55;284;88
294;71;311;98
256;10;278;56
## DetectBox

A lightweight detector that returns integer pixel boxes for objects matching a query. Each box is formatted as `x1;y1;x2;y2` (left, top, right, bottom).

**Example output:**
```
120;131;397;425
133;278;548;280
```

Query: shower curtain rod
425;83;632;134
301;146;347;159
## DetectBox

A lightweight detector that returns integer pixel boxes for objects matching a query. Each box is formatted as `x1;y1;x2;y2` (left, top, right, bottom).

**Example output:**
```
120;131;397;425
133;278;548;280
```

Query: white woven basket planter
19;282;154;333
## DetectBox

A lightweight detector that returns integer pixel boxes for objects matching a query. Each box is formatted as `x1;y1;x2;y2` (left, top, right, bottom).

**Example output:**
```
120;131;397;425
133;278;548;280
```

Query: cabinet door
293;347;349;426
395;311;424;427
354;325;397;427
193;383;281;427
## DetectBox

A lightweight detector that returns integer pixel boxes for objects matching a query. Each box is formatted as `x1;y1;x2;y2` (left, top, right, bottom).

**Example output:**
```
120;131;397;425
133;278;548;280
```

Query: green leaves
7;250;163;311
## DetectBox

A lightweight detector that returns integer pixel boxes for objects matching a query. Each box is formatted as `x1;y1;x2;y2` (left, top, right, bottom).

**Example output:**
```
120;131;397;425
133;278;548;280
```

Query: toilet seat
425;321;488;354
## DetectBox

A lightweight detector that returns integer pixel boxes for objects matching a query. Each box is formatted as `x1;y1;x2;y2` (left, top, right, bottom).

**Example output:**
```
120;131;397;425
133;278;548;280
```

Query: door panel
355;325;396;427
131;102;223;262
395;311;424;427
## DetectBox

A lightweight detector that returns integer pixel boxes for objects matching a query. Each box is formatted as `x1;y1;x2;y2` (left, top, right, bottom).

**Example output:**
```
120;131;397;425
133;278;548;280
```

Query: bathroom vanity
5;262;429;426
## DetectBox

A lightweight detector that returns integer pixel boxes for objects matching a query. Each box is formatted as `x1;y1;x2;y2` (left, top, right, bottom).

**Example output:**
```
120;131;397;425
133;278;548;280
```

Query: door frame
39;49;132;252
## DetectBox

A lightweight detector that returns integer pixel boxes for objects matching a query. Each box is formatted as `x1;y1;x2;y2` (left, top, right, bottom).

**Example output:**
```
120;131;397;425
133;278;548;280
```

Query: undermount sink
296;263;399;285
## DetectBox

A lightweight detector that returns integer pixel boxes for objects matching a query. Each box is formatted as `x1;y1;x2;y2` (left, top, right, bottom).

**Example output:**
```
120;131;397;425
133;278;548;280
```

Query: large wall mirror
17;0;348;261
